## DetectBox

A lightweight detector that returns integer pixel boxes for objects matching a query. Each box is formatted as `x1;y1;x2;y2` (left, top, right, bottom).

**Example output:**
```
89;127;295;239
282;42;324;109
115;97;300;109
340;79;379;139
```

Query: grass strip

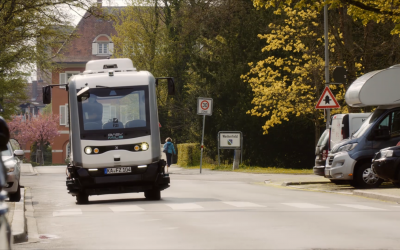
181;163;313;174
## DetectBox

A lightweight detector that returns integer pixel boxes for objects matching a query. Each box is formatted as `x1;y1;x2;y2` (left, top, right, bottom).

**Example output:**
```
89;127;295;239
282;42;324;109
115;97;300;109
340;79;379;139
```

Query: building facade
45;3;122;164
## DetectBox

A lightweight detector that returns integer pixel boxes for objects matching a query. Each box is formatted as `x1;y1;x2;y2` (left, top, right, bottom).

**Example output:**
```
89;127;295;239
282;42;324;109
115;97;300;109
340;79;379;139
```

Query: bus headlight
84;147;92;154
141;143;149;151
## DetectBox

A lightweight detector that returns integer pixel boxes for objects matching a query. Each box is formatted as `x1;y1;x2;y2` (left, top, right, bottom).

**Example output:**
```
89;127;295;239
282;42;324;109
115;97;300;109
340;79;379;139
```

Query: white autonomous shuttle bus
42;58;174;204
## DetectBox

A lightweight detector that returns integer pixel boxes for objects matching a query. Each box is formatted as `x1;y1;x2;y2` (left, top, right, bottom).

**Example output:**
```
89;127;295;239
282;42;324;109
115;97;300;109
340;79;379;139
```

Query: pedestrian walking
163;137;176;173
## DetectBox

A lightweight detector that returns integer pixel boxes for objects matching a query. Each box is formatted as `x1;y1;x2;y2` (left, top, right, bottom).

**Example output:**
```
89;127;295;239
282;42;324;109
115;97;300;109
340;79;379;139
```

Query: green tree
0;0;106;116
244;1;400;146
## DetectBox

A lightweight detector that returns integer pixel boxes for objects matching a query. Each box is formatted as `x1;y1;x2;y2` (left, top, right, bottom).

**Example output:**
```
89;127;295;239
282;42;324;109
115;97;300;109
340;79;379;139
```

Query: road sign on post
197;97;213;116
217;131;243;170
316;86;340;109
197;97;213;174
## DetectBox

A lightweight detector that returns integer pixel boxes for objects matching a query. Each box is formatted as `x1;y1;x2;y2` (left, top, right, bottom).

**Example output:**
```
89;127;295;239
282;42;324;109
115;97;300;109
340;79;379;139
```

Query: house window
92;34;113;56
59;104;69;126
59;71;80;89
98;43;108;54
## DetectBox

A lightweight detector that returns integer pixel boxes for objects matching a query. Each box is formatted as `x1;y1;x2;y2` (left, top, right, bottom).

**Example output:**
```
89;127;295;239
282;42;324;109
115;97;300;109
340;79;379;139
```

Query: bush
177;143;201;167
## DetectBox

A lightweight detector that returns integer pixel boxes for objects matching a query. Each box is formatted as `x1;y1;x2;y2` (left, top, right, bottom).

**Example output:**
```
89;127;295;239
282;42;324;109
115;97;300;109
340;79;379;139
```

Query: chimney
97;0;102;8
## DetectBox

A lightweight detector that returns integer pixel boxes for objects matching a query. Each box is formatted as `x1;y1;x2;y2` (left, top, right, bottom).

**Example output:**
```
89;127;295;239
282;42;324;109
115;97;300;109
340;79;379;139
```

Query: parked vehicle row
313;113;370;178
315;65;400;188
0;117;12;249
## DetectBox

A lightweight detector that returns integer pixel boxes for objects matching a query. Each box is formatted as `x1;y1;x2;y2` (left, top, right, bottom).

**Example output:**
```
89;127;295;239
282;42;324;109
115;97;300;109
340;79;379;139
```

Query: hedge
177;143;200;167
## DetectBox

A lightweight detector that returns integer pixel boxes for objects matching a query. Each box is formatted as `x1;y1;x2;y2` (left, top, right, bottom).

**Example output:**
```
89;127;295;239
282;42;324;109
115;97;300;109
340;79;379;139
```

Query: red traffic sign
197;97;213;116
316;87;340;109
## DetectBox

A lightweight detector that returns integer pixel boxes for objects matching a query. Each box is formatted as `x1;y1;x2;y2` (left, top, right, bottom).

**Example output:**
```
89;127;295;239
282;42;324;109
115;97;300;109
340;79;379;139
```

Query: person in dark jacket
163;137;176;173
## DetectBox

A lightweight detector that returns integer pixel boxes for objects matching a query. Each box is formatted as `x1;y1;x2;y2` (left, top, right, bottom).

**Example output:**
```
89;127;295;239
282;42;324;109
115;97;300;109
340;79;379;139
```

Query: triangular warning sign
316;87;340;109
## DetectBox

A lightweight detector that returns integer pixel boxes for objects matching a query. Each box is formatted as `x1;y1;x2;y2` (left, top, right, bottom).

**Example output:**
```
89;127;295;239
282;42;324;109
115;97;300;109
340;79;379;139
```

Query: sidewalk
8;163;36;243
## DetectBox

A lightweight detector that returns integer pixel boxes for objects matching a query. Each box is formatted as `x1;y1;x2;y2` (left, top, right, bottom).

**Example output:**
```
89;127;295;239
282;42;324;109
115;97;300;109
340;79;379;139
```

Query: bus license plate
105;167;132;174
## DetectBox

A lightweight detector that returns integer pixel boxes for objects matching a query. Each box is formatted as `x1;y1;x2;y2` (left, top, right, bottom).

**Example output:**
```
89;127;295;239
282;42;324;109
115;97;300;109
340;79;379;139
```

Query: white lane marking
166;203;203;210
223;202;265;208
109;205;144;212
282;203;328;209
337;204;387;210
53;209;82;217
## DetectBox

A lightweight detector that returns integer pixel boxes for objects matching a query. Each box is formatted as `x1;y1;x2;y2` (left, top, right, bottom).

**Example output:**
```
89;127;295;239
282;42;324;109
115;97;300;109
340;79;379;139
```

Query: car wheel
9;184;21;202
76;193;89;204
144;189;161;200
353;162;384;189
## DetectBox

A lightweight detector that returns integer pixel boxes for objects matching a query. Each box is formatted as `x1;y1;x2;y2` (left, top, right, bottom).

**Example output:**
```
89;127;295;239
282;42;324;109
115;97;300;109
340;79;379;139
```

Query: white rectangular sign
219;133;241;148
197;97;213;116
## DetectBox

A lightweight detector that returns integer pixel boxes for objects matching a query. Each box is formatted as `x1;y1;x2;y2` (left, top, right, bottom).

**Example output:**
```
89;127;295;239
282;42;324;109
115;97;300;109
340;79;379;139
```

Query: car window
391;111;400;137
10;139;20;150
378;115;390;129
317;129;329;146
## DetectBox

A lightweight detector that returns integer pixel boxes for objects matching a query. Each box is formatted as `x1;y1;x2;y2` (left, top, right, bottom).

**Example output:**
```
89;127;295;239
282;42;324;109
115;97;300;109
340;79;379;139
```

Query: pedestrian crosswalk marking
109;205;144;212
282;203;328;209
223;202;265;208
166;203;203;210
336;204;386;210
53;208;82;217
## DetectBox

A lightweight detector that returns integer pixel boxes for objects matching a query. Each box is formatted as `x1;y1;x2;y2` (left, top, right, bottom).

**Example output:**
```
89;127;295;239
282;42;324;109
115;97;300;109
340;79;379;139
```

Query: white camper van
330;113;371;149
325;65;400;188
42;58;173;203
314;113;370;176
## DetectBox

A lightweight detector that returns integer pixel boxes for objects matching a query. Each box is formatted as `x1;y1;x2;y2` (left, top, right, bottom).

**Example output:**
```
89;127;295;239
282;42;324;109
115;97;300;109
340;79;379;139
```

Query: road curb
12;188;27;243
282;181;331;186
353;190;400;203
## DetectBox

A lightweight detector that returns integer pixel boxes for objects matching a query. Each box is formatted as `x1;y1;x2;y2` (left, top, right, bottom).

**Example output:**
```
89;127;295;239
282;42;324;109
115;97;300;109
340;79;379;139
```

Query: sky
71;0;128;25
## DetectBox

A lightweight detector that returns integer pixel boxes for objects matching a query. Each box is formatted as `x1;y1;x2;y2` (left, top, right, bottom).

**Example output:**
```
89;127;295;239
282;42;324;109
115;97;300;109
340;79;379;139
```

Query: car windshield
352;110;385;138
78;86;149;134
1;143;12;156
317;129;329;146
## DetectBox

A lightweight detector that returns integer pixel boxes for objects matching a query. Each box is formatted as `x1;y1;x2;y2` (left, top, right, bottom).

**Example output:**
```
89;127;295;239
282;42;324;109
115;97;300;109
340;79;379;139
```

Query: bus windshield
77;86;150;139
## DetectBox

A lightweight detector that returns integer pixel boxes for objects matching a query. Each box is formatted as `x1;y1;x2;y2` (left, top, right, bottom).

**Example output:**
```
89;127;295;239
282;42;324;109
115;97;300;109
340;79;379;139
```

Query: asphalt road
15;166;400;250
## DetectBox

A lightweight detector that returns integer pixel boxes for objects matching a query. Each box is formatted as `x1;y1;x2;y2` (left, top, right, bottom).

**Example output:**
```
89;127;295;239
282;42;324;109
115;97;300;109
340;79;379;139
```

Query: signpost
197;97;213;174
316;86;340;109
218;131;243;170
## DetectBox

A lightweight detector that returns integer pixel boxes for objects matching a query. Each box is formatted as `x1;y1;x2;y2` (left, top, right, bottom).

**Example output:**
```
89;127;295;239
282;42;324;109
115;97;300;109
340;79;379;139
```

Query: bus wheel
76;193;89;204
144;189;161;200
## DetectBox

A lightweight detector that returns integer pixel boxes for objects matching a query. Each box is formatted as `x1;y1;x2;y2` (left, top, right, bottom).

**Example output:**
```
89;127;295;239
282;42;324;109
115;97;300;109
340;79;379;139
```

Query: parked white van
330;113;371;149
314;113;370;177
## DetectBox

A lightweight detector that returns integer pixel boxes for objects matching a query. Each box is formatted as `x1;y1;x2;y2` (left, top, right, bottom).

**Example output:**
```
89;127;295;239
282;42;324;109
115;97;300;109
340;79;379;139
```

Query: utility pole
324;0;330;129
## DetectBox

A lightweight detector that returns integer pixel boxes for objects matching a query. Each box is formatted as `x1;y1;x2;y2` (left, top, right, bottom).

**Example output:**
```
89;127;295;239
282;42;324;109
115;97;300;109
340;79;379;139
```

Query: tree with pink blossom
8;113;59;165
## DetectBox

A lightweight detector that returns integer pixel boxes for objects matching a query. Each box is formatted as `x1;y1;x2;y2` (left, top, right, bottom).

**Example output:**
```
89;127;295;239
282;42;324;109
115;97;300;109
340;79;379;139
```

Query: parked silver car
0;116;12;249
3;141;24;202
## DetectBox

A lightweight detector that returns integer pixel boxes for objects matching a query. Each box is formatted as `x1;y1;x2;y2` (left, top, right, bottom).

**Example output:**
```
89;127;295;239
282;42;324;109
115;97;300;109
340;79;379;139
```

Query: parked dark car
371;145;400;187
313;129;329;176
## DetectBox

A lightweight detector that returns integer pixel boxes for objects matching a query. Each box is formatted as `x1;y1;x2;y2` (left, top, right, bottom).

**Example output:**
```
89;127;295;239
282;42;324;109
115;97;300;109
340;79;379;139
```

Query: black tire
352;162;384;189
9;184;21;202
76;193;89;204
144;189;161;200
